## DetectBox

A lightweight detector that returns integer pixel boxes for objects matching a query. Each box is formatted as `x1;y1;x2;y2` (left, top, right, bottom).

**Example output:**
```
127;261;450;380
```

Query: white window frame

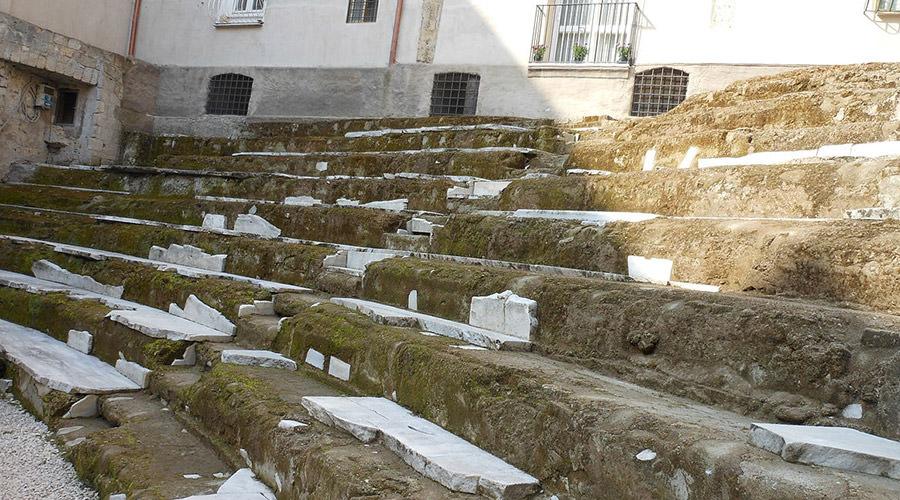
215;0;267;27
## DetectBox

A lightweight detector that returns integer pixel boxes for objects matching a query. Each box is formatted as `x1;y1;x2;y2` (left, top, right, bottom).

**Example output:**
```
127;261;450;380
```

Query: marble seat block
284;195;322;207
327;357;351;381
0;320;139;394
326;250;397;272
750;423;900;479
32;260;124;298
447;186;473;199
107;308;233;342
201;213;227;230
305;348;326;370
471;181;512;198
469;291;538;342
169;295;236;335
233;214;282;238
148;243;227;272
627;256;673;285
62;395;98;419
362;199;408;211
115;359;151;389
406;218;438;235
221;350;297;371
302;397;540;499
66;330;93;354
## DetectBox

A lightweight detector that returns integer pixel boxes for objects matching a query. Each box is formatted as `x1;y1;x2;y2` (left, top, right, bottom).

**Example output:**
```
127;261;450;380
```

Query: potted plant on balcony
532;45;547;63
573;44;589;63
617;44;633;65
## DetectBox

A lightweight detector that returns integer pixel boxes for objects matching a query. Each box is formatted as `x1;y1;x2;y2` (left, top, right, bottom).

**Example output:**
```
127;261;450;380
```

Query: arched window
206;73;254;116
630;67;689;117
430;73;480;116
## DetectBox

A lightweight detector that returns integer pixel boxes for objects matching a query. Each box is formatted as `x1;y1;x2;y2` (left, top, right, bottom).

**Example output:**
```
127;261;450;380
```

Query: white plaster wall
0;0;134;55
136;0;399;67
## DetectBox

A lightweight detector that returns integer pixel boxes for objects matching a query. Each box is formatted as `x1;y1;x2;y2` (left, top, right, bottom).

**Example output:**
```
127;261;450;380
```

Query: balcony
530;1;640;67
876;0;900;18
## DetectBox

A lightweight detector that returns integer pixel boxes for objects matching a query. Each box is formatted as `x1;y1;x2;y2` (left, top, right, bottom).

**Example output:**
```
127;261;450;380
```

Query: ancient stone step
5;163;454;213
359;257;900;439
302;396;540;498
65;392;236;499
498;158;897;218
274;300;900;498
150;363;474;499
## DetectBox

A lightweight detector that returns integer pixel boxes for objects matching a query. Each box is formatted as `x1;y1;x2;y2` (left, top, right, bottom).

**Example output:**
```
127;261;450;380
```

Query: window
206;74;254;116
54;89;78;125
430;73;480;116
630;67;689;117
217;0;266;25
347;0;379;23
878;0;899;11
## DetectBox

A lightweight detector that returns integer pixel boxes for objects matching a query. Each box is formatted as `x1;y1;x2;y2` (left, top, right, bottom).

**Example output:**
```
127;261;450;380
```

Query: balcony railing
530;1;640;65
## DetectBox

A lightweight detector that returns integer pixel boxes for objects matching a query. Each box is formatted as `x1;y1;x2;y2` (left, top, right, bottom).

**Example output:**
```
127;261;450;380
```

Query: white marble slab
327;357;351;381
107;308;233;342
66;330;93;354
511;210;658;225
344;124;530;138
115;359;151;388
305;348;326;370
149;243;227;273
302;397;540;498
627;256;673;285
169;295;236;335
221;350;297;371
331;298;530;351
234;214;282;238
0;320;139;394
32;260;124;298
750;423;900;479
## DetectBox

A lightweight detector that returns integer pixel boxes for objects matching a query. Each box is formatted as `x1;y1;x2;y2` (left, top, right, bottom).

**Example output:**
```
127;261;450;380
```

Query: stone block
749;423;900;479
642;149;656;171
253;300;275;316
447;186;472;199
406;218;437;235
169;295;236;335
201;213;227;230
115;359;151;389
107;307;233;342
315;161;329;172
327;357;351;381
469;291;537;341
62;395;98;419
305;349;325;370
66;330;93;354
148;244;227;272
627;256;673;285
362;199;408;212
472;181;512;198
408;290;418;311
469;292;509;333
284;196;322;207
221;350;297;371
171;344;196;367
345;250;395;271
233;214;282;238
816;144;854;159
238;304;256;318
32;260;124;298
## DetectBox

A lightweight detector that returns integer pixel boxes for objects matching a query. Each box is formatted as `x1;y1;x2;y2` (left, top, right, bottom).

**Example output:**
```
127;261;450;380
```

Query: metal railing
530;1;640;65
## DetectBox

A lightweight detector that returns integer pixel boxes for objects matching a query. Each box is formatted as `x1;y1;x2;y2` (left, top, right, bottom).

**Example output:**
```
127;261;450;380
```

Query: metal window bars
430;73;481;116
629;67;689;117
878;0;900;11
206;73;254;116
531;1;640;64
347;0;380;23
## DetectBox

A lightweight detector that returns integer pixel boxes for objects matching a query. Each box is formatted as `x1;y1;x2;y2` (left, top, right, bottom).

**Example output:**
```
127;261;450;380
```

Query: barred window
347;0;379;23
630;67;689;117
206;73;254;116
430;73;480;116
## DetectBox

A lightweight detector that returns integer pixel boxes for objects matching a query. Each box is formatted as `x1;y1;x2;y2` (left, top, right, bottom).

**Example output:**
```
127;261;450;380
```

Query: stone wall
0;12;153;175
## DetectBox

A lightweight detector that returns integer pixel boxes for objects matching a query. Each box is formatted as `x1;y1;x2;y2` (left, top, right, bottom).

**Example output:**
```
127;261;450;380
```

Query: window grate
206;73;254;116
347;0;379;23
630;67;689;117
430;73;480;116
54;89;79;125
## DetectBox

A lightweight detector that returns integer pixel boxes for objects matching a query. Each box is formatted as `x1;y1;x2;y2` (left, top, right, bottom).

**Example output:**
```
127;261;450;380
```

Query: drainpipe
128;0;143;58
389;0;405;65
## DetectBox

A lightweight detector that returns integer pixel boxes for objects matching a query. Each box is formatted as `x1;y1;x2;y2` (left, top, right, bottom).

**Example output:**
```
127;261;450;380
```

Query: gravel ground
0;394;98;500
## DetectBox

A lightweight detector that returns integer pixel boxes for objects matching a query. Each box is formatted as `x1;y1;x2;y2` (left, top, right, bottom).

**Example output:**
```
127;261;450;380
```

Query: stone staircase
1;64;899;499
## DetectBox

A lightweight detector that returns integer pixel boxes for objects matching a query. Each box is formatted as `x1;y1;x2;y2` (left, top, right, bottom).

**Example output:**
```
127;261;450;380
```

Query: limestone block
469;291;537;341
66;330;93;354
169;295;236;335
115;359;151;389
469;291;509;333
305;349;326;370
32;260;124;298
284;196;322;206
749;423;900;479
642;149;656;171
408;290;418;311
328;357;351;381
627;256;673;285
221;350;297;371
238;304;256;318
301;397;540;498
148;244;227;273
472;181;512;198
62;395;98;419
407;218;437;235
362;199;408;211
172;344;196;367
201;214;227;230
849;141;900;158
253;300;275;316
233;214;282;238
